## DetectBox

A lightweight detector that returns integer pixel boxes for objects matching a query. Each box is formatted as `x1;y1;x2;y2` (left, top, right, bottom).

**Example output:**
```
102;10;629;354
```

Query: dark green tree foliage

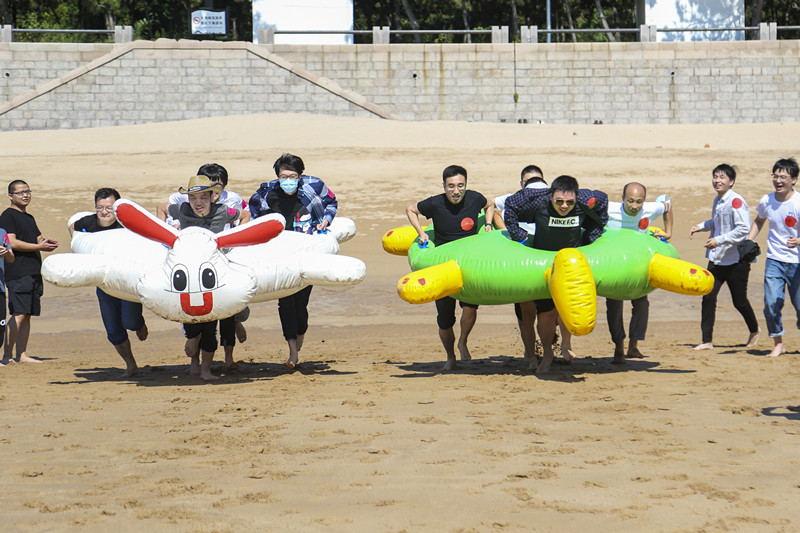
1;0;252;42
354;0;798;43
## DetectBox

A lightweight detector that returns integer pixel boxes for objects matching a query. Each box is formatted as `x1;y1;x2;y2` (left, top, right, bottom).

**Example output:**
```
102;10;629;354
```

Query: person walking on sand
689;164;760;351
0;225;15;367
605;182;673;363
249;153;339;370
0;180;58;365
504;175;608;375
406;165;494;371
69;188;149;378
747;158;800;358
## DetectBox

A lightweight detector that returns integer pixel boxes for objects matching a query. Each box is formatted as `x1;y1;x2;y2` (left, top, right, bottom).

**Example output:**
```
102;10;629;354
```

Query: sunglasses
555;199;575;206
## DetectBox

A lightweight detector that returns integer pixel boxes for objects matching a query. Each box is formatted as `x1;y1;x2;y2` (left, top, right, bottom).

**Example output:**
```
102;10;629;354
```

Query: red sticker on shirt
731;198;743;209
638;218;650;230
587;197;596;208
786;216;797;228
461;218;475;231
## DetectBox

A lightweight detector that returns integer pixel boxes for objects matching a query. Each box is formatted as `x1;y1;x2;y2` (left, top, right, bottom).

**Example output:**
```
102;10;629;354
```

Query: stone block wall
1;39;799;130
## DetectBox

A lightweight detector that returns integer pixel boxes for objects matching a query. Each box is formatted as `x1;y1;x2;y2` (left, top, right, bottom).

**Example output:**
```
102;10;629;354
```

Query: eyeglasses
11;190;31;196
278;173;299;181
95;206;114;213
555;199;575;206
771;173;794;182
445;183;466;191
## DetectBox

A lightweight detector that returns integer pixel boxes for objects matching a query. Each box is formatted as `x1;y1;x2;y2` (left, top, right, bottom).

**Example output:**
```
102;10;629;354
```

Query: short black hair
94;187;120;203
550;175;579;196
712;164;736;184
8;179;27;194
520;164;543;180
442;165;467;182
773;158;799;179
273;153;305;176
197;163;228;187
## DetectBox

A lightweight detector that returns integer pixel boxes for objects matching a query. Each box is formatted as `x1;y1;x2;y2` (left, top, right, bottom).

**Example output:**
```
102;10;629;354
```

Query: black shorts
434;296;478;330
7;275;43;316
534;298;556;314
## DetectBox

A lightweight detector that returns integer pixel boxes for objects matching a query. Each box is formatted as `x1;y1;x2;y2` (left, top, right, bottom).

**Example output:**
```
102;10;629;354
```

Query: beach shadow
761;406;800;421
391;354;690;380
57;359;354;387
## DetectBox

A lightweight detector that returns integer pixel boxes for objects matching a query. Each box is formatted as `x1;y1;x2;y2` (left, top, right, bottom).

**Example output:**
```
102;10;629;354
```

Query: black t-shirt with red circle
417;190;487;246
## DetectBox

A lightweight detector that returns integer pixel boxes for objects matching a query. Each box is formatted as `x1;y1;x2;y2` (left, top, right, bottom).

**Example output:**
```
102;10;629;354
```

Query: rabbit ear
215;214;285;249
114;199;179;248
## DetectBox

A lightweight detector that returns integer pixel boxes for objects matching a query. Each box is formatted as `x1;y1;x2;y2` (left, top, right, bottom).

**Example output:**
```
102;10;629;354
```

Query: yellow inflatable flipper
398;260;463;304
545;248;597;336
648;253;714;296
383;225;428;256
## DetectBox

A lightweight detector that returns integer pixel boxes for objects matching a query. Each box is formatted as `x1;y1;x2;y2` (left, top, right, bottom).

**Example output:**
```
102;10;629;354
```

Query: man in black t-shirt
70;188;148;379
0;180;58;365
504;175;608;375
406;165;494;371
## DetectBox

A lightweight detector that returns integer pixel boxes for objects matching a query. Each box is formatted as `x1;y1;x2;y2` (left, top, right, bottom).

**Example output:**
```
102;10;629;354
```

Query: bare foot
18;354;43;363
527;359;538;371
561;347;577;362
235;321;247;343
225;360;239;371
187;356;201;375
119;365;139;379
184;337;200;358
136;323;148;341
692;342;714;351
745;330;760;348
535;357;553;375
457;343;471;361
612;344;625;365
0;358;11;367
441;358;457;371
766;344;786;358
200;371;219;381
626;347;645;359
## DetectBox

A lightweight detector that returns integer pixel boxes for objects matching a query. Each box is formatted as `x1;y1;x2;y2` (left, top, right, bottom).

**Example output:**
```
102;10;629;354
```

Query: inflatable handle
418;241;429;249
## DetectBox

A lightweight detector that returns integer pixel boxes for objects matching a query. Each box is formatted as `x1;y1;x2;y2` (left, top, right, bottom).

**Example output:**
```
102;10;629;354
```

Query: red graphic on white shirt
227;207;236;216
731;198;743;209
461;218;475;231
786;216;797;228
638;218;650;230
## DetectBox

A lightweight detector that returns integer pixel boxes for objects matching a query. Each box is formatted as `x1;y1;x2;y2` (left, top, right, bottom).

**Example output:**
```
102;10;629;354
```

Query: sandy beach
1;114;799;532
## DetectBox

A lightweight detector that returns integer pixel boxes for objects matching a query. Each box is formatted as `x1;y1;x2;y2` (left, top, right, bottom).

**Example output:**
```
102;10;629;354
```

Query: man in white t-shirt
605;182;672;363
748;158;800;358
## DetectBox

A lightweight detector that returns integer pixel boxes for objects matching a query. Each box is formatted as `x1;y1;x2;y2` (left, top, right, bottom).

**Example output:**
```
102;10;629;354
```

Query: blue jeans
97;288;145;346
763;258;800;337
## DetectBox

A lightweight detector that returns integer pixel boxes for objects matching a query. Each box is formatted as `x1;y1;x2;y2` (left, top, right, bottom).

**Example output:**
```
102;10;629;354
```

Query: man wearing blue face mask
249;153;338;368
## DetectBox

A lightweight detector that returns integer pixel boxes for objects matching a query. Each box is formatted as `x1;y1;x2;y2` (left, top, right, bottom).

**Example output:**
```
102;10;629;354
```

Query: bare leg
692;342;714;351
438;327;457;371
185;336;201;375
113;339;138;378
135;323;148;341
745;329;760;348
200;349;218;381
6;314;40;363
284;338;299;368
457;306;477;361
767;336;785;358
536;309;558;375
612;341;626;364
557;316;576;361
296;333;304;352
626;339;644;359
224;345;238;370
518;301;537;364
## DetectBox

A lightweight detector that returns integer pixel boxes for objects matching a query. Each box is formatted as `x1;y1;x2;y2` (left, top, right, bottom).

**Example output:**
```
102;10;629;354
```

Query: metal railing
0;25;133;43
